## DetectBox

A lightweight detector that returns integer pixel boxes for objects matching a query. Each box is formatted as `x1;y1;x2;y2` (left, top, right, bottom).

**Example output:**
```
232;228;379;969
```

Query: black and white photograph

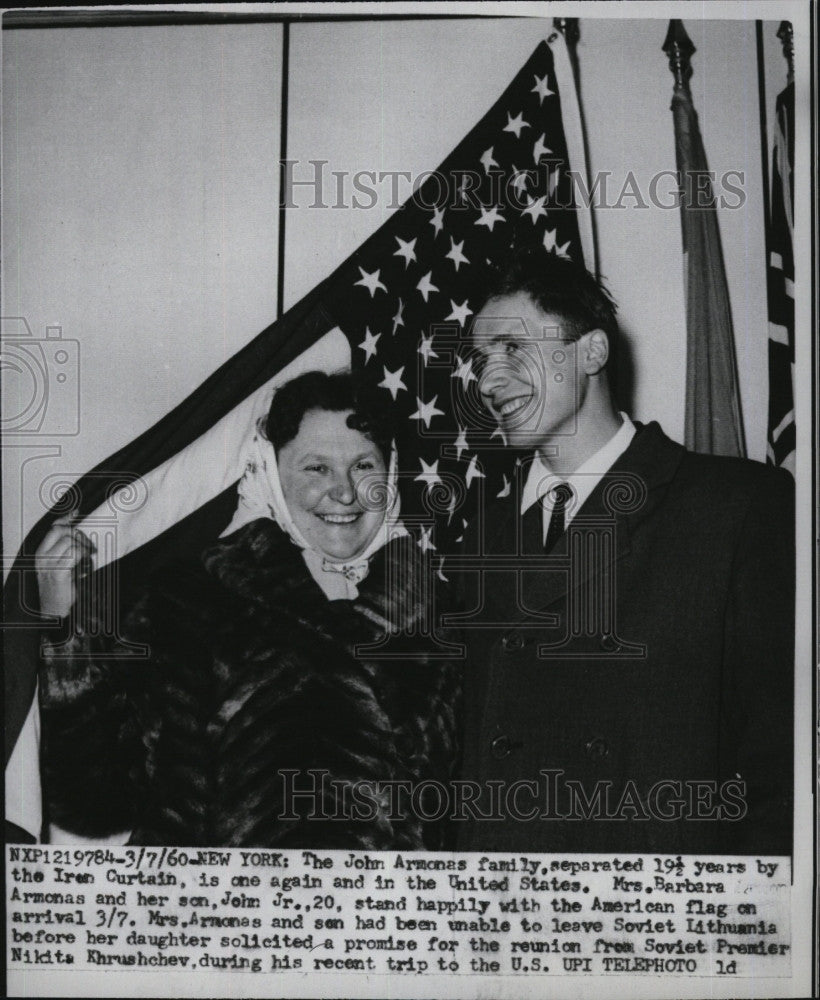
2;2;816;998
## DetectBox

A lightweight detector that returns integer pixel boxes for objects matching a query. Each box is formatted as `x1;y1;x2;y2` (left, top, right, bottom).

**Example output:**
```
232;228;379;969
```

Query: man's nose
479;357;511;398
328;473;356;505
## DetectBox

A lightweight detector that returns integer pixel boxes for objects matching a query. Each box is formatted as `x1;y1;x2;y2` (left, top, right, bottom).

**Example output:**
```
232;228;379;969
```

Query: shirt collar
521;413;636;515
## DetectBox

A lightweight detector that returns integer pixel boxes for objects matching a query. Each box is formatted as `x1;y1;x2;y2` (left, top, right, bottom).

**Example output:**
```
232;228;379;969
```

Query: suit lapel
483;422;685;621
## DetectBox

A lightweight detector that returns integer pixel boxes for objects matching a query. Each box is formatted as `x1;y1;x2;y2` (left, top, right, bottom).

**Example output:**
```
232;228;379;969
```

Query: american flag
318;38;585;562
4;36;586;773
766;81;795;475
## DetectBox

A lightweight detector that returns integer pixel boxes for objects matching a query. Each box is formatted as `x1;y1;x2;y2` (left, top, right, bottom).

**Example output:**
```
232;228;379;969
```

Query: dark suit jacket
454;422;794;854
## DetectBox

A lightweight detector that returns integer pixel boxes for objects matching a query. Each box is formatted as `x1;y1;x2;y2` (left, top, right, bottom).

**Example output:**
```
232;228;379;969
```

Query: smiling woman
35;371;462;848
278;411;386;560
269;372;393;563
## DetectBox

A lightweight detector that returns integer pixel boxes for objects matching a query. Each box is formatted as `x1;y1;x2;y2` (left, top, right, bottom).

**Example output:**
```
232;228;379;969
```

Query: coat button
502;633;524;652
599;633;619;652
491;735;514;759
585;737;610;760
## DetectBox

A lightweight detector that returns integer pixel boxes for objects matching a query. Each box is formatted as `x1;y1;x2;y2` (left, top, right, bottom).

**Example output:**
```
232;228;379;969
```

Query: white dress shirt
521;413;636;544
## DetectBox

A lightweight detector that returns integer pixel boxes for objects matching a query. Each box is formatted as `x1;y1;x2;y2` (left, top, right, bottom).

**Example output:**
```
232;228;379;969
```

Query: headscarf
221;413;406;599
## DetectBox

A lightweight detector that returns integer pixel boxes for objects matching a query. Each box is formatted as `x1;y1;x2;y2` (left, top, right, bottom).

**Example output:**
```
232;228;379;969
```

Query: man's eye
504;340;521;355
356;460;375;471
305;464;327;474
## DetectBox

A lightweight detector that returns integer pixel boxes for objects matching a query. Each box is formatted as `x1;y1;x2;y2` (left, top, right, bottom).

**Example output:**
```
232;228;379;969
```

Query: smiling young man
455;248;794;855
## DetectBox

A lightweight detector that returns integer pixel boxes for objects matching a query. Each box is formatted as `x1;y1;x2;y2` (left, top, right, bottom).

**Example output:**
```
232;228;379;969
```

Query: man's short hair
484;245;619;349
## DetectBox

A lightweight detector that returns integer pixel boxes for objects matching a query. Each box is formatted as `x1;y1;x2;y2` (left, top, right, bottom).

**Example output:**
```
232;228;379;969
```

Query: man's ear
580;329;609;375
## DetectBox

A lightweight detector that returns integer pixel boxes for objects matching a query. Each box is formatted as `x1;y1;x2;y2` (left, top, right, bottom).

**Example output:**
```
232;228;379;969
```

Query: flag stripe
766;82;795;475
550;30;596;274
771;408;794;443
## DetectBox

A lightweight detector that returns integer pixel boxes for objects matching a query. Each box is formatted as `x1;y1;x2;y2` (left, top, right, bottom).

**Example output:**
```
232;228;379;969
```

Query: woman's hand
35;513;95;618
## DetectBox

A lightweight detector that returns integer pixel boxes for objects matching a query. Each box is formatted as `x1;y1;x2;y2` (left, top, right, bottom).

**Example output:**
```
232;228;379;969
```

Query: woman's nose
328;474;356;505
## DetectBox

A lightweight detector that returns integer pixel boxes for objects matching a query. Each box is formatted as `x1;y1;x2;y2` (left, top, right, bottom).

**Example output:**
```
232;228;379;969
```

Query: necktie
543;481;573;553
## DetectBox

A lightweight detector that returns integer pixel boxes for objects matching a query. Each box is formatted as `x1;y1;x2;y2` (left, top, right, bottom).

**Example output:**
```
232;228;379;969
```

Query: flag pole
553;17;580;83
663;18;747;458
662;20;694;254
662;18;694;95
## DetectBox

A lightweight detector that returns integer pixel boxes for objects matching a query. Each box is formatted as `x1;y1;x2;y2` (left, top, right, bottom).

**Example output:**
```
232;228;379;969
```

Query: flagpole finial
777;21;794;82
663;19;695;94
552;17;581;95
553;17;579;48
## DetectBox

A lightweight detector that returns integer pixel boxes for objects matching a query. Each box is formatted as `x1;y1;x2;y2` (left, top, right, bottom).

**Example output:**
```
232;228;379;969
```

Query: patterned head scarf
222;411;406;593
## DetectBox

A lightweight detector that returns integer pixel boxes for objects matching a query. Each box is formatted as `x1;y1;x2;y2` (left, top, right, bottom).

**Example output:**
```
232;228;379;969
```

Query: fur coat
39;520;462;848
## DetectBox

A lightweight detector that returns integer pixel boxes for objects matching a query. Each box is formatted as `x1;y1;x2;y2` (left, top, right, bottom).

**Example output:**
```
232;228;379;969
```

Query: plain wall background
2;23;283;560
2;14;788;562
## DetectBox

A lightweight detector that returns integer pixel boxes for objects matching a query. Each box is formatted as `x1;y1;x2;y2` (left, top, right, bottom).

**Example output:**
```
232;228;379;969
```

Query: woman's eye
305;464;327;474
356;460;375;471
505;340;521;355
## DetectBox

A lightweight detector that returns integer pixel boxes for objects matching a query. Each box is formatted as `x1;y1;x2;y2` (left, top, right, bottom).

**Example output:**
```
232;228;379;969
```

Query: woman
36;371;461;848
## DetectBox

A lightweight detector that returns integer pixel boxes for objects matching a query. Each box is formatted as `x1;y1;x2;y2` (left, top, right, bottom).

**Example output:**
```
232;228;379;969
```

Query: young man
455;249;793;855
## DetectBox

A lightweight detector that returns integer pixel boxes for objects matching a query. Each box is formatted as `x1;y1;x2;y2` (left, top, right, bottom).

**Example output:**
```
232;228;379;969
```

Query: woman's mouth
316;512;361;525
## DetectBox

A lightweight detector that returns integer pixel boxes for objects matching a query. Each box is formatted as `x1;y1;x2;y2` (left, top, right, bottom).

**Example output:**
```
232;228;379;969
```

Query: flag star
358;326;381;363
393;236;417;268
456;176;469;204
445;236;469;271
354;266;387;297
455;518;469;543
465;453;485;488
415;458;443;488
503;110;530;139
417;524;436;554
451;354;476;390
436;556;449;583
522;194;548;224
531;73;555;104
532;133;553;165
392;297;405;335
480;146;499;174
429;205;445;237
416;270;440;302
543;228;572;257
453;426;469;460
445;493;457;523
475;205;505;232
379;365;407;400
410;394;445;429
497;474;511;499
418;333;438;365
510;165;530;195
445;299;474;327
